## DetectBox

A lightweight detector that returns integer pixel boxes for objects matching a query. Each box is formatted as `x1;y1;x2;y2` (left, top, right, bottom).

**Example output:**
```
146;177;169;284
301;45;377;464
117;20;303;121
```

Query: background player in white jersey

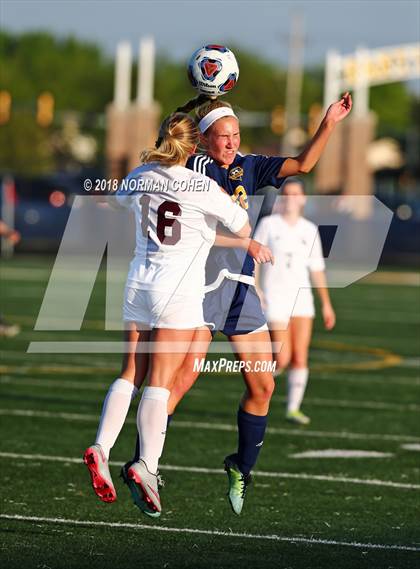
254;178;336;425
83;113;250;515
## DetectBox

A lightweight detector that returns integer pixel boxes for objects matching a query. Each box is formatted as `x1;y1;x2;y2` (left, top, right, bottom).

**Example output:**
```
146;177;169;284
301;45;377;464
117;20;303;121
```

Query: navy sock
236;407;267;476
132;414;173;462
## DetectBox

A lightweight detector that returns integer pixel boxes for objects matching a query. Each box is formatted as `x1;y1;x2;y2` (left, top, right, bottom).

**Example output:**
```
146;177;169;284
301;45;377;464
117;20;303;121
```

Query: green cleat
224;454;251;515
286;410;311;425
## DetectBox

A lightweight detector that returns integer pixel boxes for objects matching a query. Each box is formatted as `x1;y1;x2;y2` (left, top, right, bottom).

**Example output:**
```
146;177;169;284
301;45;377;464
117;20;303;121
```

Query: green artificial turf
0;256;419;569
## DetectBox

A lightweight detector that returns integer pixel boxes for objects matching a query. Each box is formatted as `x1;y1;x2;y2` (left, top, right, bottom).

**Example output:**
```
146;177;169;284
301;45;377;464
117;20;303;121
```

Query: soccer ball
188;45;239;97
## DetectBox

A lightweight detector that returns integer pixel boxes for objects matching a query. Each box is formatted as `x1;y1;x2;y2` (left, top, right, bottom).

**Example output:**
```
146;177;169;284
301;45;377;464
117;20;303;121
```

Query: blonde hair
140;113;199;166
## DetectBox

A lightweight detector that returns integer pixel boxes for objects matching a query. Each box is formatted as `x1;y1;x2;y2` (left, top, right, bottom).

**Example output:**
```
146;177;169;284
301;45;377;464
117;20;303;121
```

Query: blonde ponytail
140;113;199;166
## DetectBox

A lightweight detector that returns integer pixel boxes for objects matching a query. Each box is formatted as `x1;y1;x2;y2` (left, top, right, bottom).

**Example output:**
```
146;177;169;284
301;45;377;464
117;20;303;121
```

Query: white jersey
254;214;325;298
116;163;247;296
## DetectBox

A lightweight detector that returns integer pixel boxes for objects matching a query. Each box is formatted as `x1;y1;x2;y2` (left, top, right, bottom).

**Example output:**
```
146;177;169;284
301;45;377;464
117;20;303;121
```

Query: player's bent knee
248;377;275;404
290;354;308;368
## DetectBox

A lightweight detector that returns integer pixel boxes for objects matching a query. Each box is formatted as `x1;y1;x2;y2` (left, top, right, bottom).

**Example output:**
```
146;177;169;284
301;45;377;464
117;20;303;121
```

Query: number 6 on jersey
140;195;182;246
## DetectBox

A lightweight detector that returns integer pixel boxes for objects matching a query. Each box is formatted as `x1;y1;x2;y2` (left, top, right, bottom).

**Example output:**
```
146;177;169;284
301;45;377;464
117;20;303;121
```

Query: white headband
198;107;238;133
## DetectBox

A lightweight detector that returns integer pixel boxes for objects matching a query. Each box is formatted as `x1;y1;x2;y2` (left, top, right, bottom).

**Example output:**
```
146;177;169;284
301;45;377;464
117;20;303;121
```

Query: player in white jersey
84;113;250;515
118;161;248;327
254;178;336;425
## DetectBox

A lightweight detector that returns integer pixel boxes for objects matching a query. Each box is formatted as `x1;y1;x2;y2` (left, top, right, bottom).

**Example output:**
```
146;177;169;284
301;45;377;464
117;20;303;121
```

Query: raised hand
325;92;352;124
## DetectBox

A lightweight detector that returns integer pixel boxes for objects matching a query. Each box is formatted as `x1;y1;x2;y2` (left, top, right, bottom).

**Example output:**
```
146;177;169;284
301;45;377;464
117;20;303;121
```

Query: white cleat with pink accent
126;459;162;517
83;444;116;503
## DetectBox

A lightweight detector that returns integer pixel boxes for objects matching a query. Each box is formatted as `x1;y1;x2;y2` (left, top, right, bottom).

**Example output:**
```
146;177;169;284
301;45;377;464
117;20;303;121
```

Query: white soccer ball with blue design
188;45;239;97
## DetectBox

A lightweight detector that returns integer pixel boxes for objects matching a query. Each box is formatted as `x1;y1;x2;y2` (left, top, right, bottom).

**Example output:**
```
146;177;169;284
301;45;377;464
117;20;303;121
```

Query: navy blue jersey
187;153;287;284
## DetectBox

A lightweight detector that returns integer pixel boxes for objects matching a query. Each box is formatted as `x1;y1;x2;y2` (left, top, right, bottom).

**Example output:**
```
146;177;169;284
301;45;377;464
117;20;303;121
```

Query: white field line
398;358;420;369
0;376;110;391
1;376;419;412
0;452;419;491
188;391;420;412
317;374;420;387
1;363;419;388
1;408;419;444
2;366;419;387
401;444;420;452
172;420;420;443
1;514;419;552
297;397;420;412
290;450;394;459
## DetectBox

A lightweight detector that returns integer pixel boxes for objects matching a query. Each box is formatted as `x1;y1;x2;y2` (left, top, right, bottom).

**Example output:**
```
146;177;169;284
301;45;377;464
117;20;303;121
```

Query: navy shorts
203;279;267;337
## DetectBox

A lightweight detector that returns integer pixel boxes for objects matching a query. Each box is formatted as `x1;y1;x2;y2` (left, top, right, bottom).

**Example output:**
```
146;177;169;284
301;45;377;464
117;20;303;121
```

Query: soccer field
1;256;419;569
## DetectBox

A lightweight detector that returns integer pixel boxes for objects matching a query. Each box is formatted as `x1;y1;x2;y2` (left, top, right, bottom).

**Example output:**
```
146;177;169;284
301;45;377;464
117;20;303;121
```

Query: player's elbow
281;157;312;176
235;221;251;239
289;153;313;174
297;160;312;174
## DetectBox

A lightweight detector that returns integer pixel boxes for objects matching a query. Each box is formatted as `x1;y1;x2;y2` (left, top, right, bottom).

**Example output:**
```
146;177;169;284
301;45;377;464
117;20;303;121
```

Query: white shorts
264;288;315;324
123;286;205;329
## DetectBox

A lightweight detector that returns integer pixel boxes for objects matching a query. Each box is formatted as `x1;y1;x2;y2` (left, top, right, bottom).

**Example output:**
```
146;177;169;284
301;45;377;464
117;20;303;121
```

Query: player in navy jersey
162;94;352;514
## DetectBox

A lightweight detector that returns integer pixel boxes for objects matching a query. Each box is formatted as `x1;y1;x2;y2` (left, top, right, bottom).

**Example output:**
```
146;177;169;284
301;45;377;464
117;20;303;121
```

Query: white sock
287;368;309;413
137;386;170;474
95;377;139;459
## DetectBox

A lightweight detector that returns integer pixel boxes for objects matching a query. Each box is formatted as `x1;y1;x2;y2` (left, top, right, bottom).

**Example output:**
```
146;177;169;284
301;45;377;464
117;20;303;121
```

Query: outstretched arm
278;92;352;177
214;228;274;265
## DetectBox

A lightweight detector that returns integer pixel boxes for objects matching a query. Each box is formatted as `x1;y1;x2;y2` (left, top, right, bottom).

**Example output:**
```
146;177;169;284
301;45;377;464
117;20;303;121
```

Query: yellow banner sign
340;44;420;87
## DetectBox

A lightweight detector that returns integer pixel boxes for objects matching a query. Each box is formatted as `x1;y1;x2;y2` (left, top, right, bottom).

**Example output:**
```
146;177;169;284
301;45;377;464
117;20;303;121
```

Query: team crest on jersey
232;185;249;210
229;166;243;181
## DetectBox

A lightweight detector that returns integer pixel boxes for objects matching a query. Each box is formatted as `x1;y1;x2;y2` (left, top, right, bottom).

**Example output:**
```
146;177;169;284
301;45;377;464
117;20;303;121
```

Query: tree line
0;30;416;175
